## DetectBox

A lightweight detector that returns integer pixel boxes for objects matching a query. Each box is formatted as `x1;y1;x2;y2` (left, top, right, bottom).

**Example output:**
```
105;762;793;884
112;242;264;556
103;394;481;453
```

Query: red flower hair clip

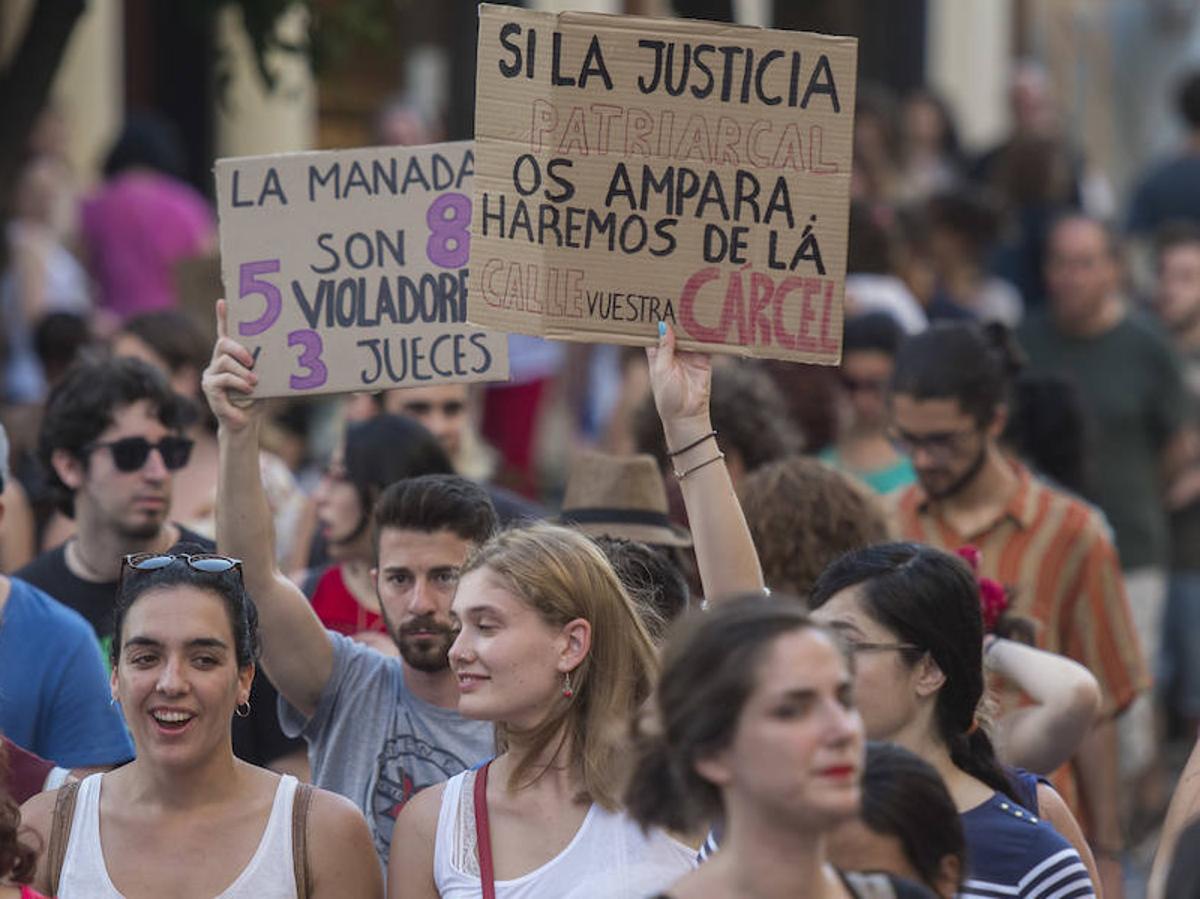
955;545;982;572
956;545;1009;632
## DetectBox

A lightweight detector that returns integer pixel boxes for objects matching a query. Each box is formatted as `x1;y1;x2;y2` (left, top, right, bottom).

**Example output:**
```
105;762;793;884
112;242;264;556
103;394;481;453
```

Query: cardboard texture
215;141;510;398
469;6;857;365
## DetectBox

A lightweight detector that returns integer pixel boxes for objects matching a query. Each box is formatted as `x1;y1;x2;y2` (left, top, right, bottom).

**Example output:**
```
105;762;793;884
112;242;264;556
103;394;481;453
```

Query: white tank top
58;773;300;898
433;768;695;899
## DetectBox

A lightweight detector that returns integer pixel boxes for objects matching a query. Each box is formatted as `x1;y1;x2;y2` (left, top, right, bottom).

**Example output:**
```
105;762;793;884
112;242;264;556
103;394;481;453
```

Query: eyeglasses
844;640;922;655
83;436;194;472
887;426;979;461
122;552;243;575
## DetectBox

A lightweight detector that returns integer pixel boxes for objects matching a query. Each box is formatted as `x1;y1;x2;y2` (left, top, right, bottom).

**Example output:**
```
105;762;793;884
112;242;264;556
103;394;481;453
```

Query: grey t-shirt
279;631;494;865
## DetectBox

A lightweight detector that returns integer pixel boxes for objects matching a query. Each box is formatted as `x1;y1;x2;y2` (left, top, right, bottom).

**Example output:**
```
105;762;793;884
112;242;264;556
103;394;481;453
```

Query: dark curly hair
634;362;803;474
739;456;891;598
0;742;37;884
38;356;194;516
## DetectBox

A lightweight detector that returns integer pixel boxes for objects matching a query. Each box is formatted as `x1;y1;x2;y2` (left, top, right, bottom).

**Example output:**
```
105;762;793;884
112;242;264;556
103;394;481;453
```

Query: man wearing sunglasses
887;322;1146;898
17;356;305;777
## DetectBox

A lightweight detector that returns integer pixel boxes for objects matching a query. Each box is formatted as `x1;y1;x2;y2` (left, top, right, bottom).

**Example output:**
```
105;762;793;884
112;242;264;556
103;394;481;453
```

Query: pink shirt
81;170;214;318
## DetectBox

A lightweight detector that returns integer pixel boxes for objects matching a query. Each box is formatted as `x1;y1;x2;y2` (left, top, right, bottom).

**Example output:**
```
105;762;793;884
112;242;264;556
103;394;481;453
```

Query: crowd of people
1;44;1200;899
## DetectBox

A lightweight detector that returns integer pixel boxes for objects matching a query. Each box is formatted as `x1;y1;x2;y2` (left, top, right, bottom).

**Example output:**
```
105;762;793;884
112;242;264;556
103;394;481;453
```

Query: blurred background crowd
2;0;1200;895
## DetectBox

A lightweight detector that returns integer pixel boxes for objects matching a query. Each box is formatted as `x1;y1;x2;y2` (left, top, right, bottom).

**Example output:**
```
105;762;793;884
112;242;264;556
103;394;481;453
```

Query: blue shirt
960;793;1094;897
0;578;134;767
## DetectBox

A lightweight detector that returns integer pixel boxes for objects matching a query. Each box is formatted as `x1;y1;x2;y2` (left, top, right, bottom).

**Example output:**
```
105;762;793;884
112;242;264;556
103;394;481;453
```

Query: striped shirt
893;459;1150;815
959;794;1095;898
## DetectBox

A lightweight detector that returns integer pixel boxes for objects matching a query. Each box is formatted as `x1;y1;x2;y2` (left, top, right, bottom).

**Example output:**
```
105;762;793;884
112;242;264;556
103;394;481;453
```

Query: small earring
562;671;574;699
235;700;251;718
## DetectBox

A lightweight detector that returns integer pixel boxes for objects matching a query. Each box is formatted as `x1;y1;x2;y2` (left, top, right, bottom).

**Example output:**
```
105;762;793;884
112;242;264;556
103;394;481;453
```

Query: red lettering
773;277;802;350
722;268;750;345
749;272;774;345
795;278;822;352
818;280;838;353
678;267;724;342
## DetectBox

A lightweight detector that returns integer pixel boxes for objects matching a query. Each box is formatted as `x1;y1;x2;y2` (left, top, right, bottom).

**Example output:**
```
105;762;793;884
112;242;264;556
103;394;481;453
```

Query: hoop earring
235;700;251;718
562;671;574;700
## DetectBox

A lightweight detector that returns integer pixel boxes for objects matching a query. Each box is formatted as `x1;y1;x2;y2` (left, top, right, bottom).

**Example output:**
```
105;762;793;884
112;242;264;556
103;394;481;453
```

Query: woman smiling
389;524;695;898
20;550;381;898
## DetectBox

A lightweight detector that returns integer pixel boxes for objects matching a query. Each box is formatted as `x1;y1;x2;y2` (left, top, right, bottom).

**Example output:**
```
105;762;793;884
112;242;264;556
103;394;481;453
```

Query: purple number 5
287;329;328;390
238;260;282;336
426;193;471;268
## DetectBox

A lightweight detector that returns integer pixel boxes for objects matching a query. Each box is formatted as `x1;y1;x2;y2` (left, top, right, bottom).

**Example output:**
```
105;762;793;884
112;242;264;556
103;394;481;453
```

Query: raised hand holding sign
215;141;509;398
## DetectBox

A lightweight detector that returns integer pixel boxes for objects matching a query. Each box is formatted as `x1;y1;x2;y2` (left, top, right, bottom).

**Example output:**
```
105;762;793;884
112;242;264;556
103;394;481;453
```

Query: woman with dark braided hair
809;543;1097;898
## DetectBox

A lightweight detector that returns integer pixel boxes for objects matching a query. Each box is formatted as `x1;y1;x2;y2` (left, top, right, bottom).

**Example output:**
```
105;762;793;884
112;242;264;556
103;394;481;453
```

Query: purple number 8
426;193;471;269
238;259;283;336
287;329;328;390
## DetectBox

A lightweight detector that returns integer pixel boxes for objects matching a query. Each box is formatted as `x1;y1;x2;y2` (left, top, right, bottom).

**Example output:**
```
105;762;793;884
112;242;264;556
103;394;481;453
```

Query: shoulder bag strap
46;779;81;896
473;762;496;899
292;782;315;899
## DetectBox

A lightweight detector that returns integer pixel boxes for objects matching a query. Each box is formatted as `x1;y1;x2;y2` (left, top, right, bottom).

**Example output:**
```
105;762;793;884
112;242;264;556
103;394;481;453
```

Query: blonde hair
462;523;658;809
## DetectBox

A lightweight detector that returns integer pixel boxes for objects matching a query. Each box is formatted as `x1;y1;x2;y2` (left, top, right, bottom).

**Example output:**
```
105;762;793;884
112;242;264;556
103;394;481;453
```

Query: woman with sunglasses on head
808;543;1096;898
389;523;696;899
627;596;933;899
19;548;381;898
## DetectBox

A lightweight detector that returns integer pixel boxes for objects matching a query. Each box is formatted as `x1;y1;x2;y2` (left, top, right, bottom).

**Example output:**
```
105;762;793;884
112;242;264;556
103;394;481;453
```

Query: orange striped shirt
894;460;1150;817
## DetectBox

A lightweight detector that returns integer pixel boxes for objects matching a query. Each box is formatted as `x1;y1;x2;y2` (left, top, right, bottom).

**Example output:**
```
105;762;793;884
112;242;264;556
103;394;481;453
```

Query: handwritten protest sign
468;6;857;365
215;141;509;397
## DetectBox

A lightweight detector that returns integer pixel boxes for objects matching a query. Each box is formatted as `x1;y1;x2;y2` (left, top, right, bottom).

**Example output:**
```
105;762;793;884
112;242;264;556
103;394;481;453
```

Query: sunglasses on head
84;436;194;472
122;552;243;576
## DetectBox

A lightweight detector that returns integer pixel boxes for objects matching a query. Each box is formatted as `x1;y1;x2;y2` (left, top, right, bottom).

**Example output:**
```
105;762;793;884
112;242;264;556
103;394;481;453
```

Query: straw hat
558;450;692;548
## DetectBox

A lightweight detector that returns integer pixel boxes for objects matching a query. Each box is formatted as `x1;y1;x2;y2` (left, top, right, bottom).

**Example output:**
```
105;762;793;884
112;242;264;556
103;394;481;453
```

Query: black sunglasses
84;436;194;472
122;552;243;577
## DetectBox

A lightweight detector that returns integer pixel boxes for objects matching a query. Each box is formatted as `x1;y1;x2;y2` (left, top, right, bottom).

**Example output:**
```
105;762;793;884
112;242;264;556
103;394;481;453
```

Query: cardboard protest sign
469;5;857;365
215;141;509;397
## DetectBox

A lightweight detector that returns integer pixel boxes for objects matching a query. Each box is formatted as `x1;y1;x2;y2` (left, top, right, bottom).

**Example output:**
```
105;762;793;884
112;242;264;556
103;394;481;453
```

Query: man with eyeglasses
16;355;304;776
887;321;1146;899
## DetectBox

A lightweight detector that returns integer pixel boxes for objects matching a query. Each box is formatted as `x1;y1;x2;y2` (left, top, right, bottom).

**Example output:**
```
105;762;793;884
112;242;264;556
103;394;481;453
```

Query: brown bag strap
292;782;314;899
46;779;81;895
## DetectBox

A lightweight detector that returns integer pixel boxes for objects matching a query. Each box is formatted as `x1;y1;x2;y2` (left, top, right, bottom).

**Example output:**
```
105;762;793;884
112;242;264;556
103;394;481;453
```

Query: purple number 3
426;193;471;268
238;260;283;336
287;329;328;390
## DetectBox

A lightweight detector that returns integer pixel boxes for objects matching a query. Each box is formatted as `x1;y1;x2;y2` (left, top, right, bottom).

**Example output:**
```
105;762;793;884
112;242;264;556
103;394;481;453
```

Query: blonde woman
389;524;695;898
